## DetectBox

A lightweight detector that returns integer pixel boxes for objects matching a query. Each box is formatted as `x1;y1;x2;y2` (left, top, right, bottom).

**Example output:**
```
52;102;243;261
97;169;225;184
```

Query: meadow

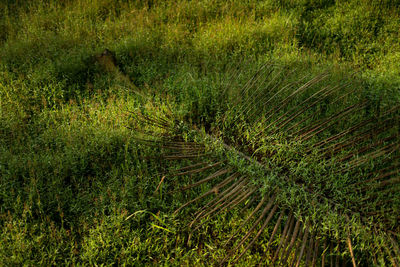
0;0;399;265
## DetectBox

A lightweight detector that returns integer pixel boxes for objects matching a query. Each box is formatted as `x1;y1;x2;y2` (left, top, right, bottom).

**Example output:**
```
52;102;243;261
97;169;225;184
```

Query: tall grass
0;0;399;265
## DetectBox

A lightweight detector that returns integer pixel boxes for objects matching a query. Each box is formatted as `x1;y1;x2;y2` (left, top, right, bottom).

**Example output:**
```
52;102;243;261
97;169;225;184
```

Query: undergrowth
0;0;399;265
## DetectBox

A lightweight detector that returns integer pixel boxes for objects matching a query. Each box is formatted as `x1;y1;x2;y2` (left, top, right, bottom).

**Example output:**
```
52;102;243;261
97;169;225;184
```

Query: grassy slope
0;0;399;265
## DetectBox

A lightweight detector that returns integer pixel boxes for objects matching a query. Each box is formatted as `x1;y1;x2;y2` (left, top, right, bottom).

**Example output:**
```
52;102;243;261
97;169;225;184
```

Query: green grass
0;0;399;265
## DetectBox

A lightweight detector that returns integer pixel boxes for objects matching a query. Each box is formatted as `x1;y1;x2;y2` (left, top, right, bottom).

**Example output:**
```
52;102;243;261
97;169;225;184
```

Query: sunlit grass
0;0;399;265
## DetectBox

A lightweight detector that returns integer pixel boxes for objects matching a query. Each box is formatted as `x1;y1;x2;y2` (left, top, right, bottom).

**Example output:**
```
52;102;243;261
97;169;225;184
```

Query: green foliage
0;0;399;265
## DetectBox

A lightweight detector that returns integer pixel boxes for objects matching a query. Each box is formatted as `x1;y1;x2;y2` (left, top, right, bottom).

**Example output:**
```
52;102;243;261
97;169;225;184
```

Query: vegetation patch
0;0;399;265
